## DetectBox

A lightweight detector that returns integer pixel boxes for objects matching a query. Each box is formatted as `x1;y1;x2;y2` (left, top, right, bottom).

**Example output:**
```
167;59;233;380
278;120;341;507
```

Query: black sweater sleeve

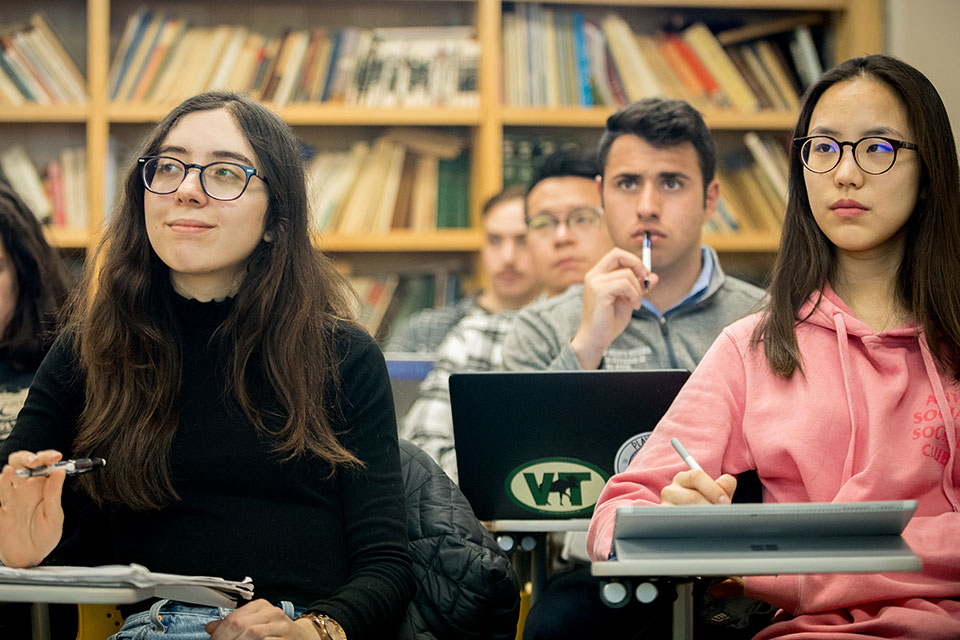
302;325;415;638
0;326;415;638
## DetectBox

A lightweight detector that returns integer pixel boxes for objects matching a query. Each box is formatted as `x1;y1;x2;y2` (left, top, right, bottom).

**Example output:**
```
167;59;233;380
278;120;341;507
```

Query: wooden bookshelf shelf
314;229;483;252
43;226;95;249
0;105;89;123
704;232;780;253
499;107;797;130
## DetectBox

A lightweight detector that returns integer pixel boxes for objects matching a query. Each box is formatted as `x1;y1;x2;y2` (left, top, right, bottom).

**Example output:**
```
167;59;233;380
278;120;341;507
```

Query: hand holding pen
660;437;736;505
0;450;69;568
15;457;106;478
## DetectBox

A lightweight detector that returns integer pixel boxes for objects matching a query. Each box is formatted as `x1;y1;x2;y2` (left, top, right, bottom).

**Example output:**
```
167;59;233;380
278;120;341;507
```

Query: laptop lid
595;500;921;577
450;369;690;522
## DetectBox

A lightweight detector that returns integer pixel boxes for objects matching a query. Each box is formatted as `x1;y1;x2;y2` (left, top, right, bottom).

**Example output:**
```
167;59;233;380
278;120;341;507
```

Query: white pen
670;438;703;472
642;231;651;291
15;457;106;478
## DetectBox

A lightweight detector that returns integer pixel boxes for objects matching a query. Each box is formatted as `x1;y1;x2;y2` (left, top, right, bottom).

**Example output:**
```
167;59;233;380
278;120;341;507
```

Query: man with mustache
400;150;613;479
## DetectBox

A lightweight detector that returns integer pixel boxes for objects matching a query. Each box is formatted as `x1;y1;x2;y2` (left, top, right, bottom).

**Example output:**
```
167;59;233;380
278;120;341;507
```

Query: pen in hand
642;232;651;291
15;457;106;478
670;437;703;472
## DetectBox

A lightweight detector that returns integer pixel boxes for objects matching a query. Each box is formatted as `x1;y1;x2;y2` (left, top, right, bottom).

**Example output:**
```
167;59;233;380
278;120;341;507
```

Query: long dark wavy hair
752;55;960;381
65;91;360;510
0;181;72;371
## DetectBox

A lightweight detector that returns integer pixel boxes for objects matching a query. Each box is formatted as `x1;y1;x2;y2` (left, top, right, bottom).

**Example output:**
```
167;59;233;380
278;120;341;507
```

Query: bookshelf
1;0;883;286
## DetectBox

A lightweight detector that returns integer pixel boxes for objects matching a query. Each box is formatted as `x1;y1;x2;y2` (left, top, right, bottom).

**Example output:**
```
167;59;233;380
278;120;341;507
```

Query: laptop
449;369;690;522
593;500;921;577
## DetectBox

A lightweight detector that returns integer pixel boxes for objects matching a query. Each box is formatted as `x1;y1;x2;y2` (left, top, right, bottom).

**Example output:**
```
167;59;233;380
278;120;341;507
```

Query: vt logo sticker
505;458;609;516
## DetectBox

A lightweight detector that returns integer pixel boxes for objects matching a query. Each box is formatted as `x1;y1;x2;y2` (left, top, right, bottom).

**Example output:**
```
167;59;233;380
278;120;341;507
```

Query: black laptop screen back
450;369;690;521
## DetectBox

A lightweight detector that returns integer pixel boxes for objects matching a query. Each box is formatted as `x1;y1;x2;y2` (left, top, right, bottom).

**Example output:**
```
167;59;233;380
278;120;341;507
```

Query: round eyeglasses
794;135;918;175
526;206;602;237
139;156;268;201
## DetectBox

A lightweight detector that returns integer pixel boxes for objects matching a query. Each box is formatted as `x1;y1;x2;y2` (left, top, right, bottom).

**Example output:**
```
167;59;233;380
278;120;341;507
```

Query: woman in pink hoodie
588;54;960;639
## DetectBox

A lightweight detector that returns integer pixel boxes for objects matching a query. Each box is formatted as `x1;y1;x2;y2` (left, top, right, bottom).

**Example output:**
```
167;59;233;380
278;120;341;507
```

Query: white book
207;26;248;90
0;63;25;104
272;30;310;108
0;145;51;220
600;13;663;101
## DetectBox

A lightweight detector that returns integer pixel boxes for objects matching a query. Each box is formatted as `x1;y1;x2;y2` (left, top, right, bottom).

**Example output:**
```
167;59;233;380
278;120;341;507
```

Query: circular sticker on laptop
615;432;653;474
505;457;609;516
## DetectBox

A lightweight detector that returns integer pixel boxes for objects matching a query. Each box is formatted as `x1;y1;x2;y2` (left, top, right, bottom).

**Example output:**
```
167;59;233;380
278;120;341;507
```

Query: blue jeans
110;600;303;639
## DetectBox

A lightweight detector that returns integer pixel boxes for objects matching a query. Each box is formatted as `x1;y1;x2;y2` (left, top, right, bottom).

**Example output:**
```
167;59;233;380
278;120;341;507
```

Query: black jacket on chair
395;439;521;640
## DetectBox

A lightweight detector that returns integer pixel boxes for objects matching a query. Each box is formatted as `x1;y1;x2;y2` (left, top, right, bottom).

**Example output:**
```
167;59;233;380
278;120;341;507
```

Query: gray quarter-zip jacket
502;247;766;371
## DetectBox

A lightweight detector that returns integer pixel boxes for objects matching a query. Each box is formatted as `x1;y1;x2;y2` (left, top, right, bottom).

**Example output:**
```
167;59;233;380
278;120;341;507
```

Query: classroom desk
0;583;149;640
592;552;923;640
483;519;588;603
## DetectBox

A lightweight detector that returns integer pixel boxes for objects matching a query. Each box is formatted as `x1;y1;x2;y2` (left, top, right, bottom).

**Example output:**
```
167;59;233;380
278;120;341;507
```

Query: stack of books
307;127;470;235
501;4;823;113
0;13;87;105
108;10;479;108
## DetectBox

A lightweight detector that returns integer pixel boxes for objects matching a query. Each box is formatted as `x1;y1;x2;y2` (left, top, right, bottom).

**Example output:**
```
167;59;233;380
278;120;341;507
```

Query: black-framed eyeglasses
794;135;918;175
138;156;268;201
526;206;602;236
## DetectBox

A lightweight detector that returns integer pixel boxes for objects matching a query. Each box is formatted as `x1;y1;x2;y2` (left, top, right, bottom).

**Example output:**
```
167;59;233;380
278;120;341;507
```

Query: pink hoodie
587;286;960;638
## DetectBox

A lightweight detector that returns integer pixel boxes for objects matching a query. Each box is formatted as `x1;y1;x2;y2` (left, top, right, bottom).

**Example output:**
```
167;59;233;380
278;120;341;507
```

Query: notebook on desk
593;500;921;577
449;369;690;522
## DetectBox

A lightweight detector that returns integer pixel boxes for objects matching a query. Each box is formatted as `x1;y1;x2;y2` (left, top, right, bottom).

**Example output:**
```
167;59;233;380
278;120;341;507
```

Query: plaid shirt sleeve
384;297;478;353
398;311;517;481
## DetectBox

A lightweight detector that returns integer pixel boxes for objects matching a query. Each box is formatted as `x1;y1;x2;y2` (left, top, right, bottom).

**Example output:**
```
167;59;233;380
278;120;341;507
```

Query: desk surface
0;583;151;605
483;519;590;533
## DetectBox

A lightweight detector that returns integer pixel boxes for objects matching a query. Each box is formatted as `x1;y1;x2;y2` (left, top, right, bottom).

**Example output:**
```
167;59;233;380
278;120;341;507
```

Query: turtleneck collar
168;284;235;329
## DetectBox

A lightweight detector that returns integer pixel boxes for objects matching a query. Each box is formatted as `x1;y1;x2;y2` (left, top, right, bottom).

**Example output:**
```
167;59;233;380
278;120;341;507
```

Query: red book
603;44;627;107
665;32;719;96
45;158;66;227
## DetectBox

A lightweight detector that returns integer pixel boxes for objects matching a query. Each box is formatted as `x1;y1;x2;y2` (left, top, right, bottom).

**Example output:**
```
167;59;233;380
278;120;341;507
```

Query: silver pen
15;457;106;478
670;438;703;472
642;232;652;291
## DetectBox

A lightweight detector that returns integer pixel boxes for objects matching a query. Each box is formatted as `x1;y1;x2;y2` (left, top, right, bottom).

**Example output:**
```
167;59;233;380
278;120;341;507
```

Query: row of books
501;131;788;235
347;268;464;343
0;13;87;105
307;127;470;235
502;4;822;112
0;144;88;230
502;133;586;188
710;132;789;235
109;8;479;108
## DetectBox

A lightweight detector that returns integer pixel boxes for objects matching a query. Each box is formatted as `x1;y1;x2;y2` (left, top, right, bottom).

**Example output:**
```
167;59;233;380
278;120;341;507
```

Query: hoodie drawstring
917;331;960;511
833;312;860;482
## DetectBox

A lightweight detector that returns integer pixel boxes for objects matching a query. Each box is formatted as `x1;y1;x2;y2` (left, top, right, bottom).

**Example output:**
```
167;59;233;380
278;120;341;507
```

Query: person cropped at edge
0;180;72;444
501;97;764;374
589;54;960;639
0;180;74;638
0;91;414;640
512;98;766;640
400;150;613;479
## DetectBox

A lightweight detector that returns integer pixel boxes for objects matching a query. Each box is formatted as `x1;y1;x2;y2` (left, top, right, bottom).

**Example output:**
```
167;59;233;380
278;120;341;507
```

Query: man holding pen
508;98;766;640
502;97;764;374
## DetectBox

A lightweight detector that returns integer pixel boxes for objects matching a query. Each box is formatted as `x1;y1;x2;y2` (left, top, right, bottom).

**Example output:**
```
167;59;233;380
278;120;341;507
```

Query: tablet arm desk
591;500;922;640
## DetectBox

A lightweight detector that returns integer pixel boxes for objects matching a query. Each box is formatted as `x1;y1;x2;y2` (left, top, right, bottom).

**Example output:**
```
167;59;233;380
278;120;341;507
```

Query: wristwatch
297;612;347;640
